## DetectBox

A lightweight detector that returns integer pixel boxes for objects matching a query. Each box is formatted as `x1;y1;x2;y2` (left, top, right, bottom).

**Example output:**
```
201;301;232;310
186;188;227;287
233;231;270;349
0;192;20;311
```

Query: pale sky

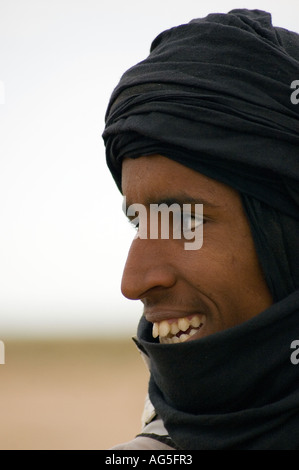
0;0;298;337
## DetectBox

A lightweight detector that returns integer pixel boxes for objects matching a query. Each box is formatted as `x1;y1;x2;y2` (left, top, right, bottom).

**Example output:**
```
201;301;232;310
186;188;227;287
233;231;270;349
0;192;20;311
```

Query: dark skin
121;154;273;342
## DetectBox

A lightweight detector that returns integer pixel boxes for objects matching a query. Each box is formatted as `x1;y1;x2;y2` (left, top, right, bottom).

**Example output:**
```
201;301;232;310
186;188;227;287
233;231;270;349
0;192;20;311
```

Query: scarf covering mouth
136;291;299;450
102;9;299;449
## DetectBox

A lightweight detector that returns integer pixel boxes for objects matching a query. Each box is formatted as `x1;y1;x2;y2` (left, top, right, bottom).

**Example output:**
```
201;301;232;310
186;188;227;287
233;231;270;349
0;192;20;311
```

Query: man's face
121;154;273;344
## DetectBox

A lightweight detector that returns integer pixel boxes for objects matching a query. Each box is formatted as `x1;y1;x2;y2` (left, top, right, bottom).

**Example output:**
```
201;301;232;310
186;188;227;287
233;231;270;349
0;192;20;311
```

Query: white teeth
179;334;189;342
152;314;205;344
189;328;198;338
190;316;201;328
178;317;190;332
170;323;180;335
152;323;159;339
159;320;171;338
160;335;180;344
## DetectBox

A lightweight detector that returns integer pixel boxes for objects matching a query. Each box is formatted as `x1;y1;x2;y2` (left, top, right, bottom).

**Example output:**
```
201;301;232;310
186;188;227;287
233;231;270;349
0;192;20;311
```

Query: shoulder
109;413;176;450
108;343;177;450
109;433;175;450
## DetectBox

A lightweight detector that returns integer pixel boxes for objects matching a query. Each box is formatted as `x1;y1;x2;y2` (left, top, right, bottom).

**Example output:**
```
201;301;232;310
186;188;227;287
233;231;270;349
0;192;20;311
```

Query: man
102;9;299;449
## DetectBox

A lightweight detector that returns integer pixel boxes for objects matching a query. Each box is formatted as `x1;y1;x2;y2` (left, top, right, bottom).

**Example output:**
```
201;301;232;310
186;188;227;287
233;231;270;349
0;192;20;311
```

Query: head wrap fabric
103;9;299;449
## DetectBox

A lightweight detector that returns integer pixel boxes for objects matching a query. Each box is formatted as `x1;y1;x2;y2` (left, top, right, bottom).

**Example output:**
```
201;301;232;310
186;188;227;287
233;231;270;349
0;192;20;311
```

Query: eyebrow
123;193;220;212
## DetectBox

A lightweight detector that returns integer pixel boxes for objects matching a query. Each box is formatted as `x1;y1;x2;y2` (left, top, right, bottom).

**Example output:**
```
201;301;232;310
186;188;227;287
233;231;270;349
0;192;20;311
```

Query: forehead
121;154;240;209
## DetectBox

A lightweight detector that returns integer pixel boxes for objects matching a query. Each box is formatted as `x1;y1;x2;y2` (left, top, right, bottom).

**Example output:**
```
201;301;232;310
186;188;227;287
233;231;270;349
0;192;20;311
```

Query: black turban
103;9;299;303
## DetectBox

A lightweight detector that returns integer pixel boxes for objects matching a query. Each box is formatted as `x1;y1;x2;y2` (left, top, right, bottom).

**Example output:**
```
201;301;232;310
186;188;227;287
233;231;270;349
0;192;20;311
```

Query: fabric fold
136;291;299;449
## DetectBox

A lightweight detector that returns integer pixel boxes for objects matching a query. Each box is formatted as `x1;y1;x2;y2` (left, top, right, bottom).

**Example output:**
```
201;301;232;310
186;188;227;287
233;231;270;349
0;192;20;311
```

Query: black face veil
102;9;299;450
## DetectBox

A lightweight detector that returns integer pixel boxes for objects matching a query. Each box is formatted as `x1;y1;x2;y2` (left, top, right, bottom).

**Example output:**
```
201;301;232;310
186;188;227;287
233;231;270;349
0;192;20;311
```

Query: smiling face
121;154;273;344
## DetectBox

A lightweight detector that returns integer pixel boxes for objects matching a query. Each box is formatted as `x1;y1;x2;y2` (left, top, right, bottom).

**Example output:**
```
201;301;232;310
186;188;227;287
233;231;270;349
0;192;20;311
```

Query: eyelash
127;213;205;232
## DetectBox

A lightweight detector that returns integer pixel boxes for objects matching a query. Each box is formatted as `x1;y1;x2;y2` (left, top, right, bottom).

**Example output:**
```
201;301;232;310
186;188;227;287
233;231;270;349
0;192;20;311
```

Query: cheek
179;242;229;291
174;212;272;323
179;231;263;301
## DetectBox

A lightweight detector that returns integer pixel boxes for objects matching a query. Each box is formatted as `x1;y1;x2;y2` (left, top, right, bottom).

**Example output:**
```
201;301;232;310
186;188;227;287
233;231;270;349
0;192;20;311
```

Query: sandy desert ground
0;338;149;450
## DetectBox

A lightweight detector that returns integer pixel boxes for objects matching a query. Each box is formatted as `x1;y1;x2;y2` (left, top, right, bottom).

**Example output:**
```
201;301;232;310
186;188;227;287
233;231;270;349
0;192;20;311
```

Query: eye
182;212;204;233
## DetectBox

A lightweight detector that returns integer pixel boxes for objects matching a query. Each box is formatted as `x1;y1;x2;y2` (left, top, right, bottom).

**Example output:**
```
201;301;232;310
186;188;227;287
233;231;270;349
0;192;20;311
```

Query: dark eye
182;212;203;233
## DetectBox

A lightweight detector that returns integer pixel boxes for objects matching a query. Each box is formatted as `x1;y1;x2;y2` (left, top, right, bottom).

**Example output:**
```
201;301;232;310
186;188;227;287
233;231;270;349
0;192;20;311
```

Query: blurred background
0;0;298;450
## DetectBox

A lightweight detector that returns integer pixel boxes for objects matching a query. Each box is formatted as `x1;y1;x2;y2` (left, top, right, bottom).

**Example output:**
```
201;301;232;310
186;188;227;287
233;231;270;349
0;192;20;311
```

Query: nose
121;237;177;300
